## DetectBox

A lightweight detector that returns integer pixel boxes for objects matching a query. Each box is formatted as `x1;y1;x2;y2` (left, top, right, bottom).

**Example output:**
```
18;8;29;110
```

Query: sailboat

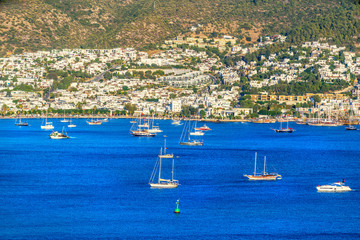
346;104;357;130
130;115;155;137
149;139;179;188
68;117;76;128
179;120;203;146
87;112;102;125
15;113;29;126
41;109;54;130
147;114;163;133
60;110;69;122
243;153;282;180
272;119;295;133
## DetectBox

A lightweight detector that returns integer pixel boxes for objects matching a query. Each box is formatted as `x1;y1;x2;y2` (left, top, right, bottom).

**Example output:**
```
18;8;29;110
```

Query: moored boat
149;139;179;188
195;124;211;131
244;153;282;181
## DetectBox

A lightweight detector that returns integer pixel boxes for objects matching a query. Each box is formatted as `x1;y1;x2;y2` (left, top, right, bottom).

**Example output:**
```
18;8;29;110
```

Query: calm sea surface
0;119;359;239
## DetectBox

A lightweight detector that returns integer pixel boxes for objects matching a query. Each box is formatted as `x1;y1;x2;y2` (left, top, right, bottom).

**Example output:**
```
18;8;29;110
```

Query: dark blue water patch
1;119;360;239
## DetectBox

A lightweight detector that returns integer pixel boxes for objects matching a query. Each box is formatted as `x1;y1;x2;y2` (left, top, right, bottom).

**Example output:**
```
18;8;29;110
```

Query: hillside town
1;34;360;121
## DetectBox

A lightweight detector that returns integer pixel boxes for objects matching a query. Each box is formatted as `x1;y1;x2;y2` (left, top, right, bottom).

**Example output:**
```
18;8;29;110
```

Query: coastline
0;115;251;122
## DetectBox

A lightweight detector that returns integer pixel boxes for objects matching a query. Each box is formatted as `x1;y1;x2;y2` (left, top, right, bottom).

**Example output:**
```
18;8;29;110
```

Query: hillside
0;0;359;56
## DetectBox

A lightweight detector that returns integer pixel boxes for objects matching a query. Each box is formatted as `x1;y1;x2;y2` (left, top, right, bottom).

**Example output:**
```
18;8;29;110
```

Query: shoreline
0;115;251;122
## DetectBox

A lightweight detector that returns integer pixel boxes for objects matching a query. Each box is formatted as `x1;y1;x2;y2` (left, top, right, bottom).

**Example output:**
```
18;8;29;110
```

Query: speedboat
195;124;211;131
190;130;205;136
316;181;351;192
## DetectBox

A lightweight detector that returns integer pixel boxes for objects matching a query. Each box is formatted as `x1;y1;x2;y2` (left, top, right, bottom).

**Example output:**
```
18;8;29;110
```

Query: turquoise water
0;119;359;239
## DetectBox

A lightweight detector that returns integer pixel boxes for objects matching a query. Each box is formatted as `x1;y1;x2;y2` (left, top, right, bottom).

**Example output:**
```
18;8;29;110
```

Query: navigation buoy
174;199;180;214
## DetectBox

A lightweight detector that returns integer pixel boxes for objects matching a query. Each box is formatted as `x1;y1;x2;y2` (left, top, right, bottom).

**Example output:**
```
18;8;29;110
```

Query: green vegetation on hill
0;0;360;56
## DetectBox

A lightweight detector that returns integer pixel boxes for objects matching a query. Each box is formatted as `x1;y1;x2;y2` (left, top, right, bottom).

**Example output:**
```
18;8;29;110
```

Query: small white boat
147;126;163;133
87;119;102;125
190;130;204;136
317;181;351;192
172;120;182;125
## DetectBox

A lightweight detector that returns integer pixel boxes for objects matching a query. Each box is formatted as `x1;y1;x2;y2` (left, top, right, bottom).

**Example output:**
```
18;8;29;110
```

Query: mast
187;121;190;141
263;156;266;175
158;148;162;183
171;157;174;181
254;152;257;176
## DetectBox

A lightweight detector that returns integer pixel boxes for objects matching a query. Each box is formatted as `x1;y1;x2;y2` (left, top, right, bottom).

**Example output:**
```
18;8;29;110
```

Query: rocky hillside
0;0;359;56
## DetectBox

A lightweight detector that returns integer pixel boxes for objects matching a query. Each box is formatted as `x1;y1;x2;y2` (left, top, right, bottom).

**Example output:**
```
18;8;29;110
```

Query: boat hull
274;129;294;133
131;131;156;137
149;183;178;188
316;186;351;192
179;141;203;146
41;125;54;129
15;123;29;126
244;174;281;180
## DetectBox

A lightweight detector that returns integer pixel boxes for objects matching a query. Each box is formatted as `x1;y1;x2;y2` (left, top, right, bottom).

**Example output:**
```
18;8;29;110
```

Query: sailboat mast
158;148;162;183
254;152;257;175
264;156;266;174
171;157;174;181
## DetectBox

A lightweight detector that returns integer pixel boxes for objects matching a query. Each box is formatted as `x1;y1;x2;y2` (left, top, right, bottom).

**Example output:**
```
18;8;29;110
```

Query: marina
0;118;359;239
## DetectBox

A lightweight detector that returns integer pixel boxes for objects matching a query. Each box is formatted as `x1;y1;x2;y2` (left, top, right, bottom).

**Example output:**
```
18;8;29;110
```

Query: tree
104;72;112;80
312;95;321;106
124;103;137;115
200;109;206;119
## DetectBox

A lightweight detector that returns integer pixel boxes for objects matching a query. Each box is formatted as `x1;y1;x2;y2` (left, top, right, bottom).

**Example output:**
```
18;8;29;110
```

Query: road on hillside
88;65;119;83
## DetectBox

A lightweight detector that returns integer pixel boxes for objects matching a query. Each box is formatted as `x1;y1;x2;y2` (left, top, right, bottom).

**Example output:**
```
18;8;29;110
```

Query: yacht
316;181;351;192
195;124;211;131
244;153;282;181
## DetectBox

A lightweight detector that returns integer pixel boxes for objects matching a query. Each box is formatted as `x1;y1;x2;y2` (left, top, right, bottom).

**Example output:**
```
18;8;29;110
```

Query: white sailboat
179;120;203;146
41;108;54;130
60;110;69;122
148;114;163;133
68;117;76;128
149;139;179;188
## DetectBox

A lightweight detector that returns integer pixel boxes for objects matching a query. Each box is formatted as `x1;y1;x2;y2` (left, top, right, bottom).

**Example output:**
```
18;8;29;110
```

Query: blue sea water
0;119;360;239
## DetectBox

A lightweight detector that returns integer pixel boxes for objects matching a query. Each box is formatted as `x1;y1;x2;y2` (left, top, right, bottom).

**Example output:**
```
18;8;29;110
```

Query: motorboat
316;181;351;192
190;130;204;136
195;124;211;131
